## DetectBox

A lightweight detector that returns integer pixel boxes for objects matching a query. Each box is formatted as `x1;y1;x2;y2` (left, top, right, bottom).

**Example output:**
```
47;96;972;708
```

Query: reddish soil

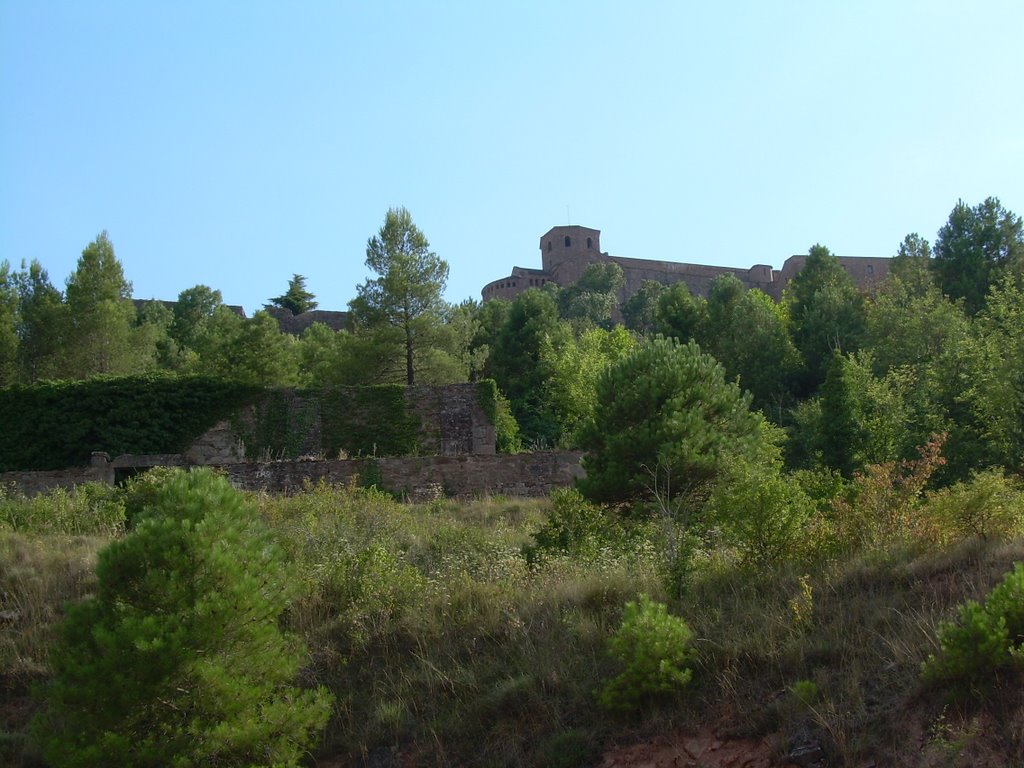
596;727;797;768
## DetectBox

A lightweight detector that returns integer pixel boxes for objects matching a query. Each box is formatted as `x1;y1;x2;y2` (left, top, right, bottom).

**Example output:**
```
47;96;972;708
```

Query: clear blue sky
2;1;1022;315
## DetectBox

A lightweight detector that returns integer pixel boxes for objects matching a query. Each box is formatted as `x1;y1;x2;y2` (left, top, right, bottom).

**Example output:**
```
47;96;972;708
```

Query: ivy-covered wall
232;383;496;460
0;375;260;472
0;378;501;472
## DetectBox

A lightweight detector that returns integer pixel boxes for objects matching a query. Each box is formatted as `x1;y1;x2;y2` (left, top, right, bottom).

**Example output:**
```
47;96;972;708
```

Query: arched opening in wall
587;237;592;249
547;241;552;252
564;236;571;247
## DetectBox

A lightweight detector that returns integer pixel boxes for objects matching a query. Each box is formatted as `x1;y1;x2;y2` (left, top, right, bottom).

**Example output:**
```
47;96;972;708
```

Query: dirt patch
597;727;799;768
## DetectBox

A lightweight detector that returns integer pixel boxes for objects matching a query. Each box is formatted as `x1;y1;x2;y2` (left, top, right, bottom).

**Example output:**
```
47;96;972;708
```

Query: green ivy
238;390;320;460
475;379;499;424
0;375;260;472
320;385;421;457
476;378;521;453
2;379;484;472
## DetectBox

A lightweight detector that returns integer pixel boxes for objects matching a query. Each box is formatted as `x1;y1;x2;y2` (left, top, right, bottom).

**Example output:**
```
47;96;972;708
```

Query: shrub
789;679;820;706
598;593;696;712
924;469;1024;543
830;435;946;552
707;462;815;570
31;468;333;767
921;562;1024;691
525;488;613;564
0;482;125;537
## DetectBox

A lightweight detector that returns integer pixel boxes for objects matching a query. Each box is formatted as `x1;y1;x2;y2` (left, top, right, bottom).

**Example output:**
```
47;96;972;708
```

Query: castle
481;225;890;305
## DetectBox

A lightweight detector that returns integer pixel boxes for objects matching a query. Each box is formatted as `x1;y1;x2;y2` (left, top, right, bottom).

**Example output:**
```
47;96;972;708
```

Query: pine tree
33;469;333;767
63;232;142;377
268;274;318;315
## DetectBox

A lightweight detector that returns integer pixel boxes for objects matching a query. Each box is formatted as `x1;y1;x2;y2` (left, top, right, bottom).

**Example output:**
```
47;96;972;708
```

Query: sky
2;1;1023;316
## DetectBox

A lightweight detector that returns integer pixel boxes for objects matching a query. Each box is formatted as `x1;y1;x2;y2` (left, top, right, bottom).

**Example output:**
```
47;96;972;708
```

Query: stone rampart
482;224;891;305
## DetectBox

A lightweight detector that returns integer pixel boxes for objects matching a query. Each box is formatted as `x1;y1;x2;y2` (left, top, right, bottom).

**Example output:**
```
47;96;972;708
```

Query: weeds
2;474;1023;767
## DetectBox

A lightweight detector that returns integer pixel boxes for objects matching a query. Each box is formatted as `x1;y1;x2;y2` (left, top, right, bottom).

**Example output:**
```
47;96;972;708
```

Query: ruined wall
183;383;496;464
221;451;585;500
0;452;115;496
1;451;586;501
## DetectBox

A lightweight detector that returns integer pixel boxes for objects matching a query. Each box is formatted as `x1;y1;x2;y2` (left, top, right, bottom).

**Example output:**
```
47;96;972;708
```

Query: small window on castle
564;236;571;247
587;237;592;249
547;241;552;252
867;265;875;275
512;282;517;287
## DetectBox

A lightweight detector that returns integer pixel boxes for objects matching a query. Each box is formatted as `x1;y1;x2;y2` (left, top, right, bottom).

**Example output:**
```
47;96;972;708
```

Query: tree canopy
578;336;767;506
933;197;1024;315
268;274;318;315
349;208;449;385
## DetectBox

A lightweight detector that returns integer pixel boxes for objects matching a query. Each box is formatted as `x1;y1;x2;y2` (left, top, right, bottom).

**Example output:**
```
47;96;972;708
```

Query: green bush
32;468;332;767
707;462;815;570
921;562;1024;691
578;336;766;506
598;593;696;712
0;482;125;536
525;488;614;564
925;470;1024;542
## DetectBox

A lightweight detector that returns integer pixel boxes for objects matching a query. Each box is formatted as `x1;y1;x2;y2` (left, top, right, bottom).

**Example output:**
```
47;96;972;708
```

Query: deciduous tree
654;282;708;344
540;325;636;447
933;197;1024;315
557;261;624;329
705;281;801;418
11;260;66;382
786;244;866;393
0;261;18;385
490;287;570;446
621;279;665;335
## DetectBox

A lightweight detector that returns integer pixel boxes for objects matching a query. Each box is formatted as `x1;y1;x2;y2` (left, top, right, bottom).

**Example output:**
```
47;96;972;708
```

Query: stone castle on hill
481;225;890;305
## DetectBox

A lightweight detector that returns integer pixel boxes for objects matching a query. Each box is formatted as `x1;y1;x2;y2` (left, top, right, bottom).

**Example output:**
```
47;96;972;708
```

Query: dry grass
1;479;1022;767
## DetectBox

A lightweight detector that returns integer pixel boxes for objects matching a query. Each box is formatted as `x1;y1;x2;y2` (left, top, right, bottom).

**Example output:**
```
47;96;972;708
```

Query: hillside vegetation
3;201;1023;766
2;469;1021;767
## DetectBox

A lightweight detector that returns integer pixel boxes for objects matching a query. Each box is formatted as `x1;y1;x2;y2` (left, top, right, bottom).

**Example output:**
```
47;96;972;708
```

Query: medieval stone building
481;225;889;305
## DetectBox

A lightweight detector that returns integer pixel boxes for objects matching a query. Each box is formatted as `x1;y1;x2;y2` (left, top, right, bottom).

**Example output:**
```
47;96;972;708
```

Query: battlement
483;226;890;305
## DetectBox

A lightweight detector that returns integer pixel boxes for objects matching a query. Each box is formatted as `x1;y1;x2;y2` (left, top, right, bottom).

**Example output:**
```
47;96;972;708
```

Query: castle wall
264;307;349;335
481;225;890;306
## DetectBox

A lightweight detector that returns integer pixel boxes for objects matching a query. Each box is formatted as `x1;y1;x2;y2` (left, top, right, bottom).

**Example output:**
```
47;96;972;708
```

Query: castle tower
539;225;602;285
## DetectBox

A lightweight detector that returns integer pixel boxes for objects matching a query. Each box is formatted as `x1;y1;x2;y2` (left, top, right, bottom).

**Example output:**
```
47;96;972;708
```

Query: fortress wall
481;225;890;306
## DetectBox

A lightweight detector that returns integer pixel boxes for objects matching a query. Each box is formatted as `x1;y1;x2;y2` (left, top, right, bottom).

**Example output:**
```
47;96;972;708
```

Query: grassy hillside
2;477;1022;767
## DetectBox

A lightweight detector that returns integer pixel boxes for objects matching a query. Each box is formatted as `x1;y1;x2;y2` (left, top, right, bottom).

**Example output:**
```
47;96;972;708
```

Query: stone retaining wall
1;452;586;501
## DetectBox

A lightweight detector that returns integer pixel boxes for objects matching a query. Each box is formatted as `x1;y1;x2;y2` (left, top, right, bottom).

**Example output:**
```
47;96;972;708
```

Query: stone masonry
481;225;890;306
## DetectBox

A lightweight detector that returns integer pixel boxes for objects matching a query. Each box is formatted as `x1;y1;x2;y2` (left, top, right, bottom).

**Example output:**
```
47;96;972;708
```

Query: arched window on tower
564;236;571;247
587;237;593;249
547;241;552;252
